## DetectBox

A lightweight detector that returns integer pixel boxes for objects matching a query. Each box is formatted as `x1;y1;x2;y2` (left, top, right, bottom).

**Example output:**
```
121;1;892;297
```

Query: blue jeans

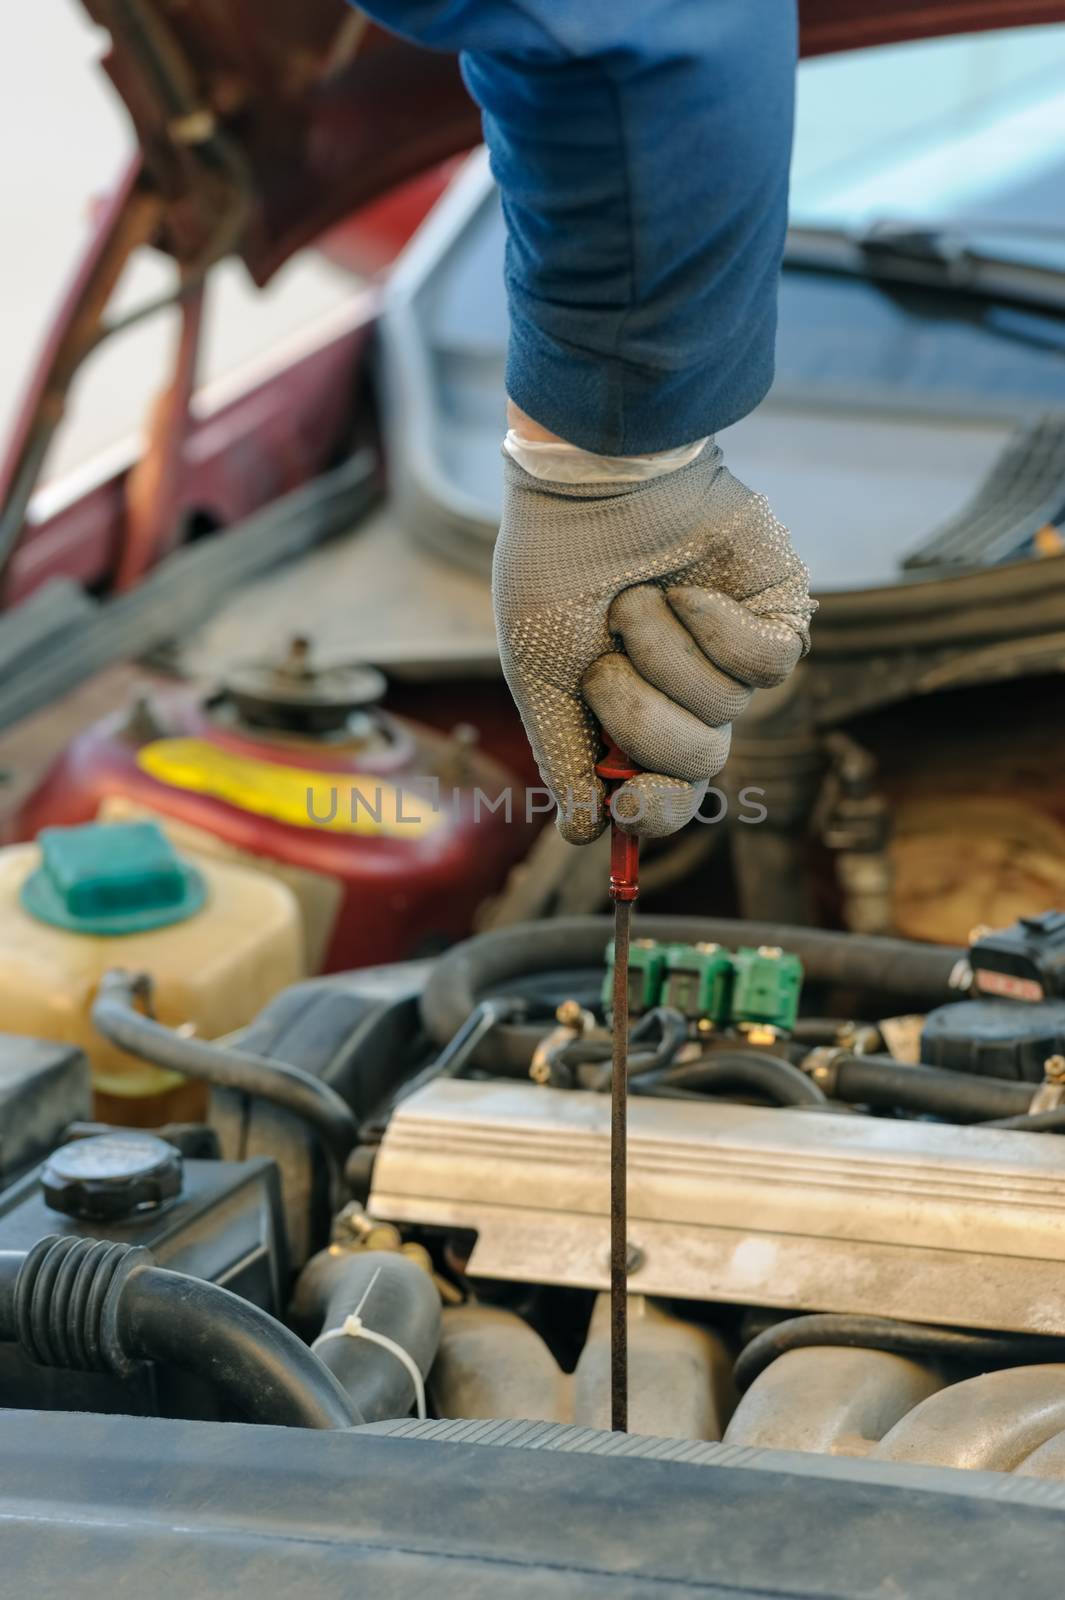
358;2;797;454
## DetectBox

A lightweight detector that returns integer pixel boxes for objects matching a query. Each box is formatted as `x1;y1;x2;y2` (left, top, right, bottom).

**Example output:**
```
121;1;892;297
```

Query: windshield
790;24;1065;261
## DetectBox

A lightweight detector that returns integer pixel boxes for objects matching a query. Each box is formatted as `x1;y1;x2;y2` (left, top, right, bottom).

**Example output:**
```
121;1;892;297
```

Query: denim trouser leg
357;2;797;454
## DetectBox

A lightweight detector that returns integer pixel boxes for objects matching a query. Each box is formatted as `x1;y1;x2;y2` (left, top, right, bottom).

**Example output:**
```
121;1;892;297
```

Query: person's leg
357;1;797;453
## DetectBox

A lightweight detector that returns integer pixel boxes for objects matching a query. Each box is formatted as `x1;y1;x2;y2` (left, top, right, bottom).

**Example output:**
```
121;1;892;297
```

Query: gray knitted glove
493;440;815;843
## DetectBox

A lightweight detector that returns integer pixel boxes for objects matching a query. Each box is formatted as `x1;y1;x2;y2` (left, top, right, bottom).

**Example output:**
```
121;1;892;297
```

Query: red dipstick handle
595;740;641;903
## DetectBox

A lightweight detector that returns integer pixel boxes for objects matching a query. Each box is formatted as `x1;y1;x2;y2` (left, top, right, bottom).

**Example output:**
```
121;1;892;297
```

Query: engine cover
371;1079;1065;1334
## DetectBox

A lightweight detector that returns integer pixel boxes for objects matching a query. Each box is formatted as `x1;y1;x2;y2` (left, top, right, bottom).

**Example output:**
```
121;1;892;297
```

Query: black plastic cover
971;913;1065;1002
0;1149;287;1420
0;1148;285;1308
235;964;430;1121
0;1035;89;1186
5;1409;1065;1598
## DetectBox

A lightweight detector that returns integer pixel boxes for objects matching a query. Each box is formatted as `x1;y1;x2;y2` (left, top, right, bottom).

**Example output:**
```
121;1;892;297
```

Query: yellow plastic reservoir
0;821;304;1107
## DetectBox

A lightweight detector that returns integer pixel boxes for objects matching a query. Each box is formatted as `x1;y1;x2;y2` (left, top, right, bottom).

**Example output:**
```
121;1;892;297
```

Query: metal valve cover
371;1079;1065;1334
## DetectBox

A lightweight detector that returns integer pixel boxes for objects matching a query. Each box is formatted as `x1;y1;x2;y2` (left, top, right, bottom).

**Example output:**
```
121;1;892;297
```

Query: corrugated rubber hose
0;1238;358;1429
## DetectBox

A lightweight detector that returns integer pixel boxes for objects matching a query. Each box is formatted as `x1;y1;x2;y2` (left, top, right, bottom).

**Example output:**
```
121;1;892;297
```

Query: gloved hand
493;440;815;843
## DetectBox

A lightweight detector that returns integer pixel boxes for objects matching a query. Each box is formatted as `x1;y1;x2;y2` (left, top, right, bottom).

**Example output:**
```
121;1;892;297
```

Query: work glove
493;440;815;843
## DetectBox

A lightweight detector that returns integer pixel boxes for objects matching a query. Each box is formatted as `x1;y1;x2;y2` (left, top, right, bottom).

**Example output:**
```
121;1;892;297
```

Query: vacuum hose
92;970;359;1174
735;1312;1065;1393
636;1051;827;1107
421;917;965;1074
0;1237;358;1429
816;1052;1035;1122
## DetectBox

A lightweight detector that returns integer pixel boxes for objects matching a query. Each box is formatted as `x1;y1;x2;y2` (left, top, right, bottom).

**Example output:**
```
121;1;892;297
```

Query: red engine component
13;643;536;973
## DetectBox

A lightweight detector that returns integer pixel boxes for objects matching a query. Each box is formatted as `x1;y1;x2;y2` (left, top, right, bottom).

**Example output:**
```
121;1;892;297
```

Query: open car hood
80;0;1065;286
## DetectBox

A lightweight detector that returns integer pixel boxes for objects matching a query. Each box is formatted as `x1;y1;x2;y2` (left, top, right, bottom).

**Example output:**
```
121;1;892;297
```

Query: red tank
13;642;537;972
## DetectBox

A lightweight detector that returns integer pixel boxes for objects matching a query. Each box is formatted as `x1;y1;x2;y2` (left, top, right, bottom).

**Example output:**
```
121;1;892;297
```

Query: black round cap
42;1134;183;1222
921;998;1065;1082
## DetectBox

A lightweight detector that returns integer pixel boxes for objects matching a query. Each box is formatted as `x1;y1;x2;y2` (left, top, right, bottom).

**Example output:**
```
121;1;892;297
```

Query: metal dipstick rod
595;740;641;1433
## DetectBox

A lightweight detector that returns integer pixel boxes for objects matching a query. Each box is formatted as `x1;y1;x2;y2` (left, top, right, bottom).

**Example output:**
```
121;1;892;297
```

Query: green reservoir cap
21;821;206;935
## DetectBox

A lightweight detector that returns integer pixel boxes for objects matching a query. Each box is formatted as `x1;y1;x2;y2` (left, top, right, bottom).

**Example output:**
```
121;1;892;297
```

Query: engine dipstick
595;740;642;1433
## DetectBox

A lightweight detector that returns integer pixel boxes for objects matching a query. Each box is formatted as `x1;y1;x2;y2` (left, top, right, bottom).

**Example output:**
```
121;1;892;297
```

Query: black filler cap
921;998;1065;1083
42;1133;183;1222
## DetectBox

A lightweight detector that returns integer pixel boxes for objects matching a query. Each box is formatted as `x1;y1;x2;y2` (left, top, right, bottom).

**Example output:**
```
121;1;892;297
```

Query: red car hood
77;0;1065;285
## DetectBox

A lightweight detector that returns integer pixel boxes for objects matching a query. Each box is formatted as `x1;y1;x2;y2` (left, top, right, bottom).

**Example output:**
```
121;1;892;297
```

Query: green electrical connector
602;937;804;1032
661;942;733;1025
729;945;803;1031
602;938;665;1016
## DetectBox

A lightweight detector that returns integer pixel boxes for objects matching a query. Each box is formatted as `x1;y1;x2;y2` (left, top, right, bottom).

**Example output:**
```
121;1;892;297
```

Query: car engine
4;910;1065;1486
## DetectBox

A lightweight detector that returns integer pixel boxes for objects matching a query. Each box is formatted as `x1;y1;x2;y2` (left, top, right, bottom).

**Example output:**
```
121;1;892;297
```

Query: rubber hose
566;1007;692;1090
734;1313;1065;1393
984;1107;1065;1132
93;970;359;1172
641;1052;827;1107
790;1018;858;1045
0;1242;358;1429
120;1265;360;1428
632;1006;691;1066
420;917;964;1075
293;1251;441;1422
827;1053;1033;1121
0;1251;22;1327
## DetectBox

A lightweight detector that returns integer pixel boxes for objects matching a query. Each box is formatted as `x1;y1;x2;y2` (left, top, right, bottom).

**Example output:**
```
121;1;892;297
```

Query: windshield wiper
785;222;1065;316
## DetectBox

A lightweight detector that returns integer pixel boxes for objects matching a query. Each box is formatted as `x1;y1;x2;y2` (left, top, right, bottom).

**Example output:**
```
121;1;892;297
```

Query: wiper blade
785;221;1065;316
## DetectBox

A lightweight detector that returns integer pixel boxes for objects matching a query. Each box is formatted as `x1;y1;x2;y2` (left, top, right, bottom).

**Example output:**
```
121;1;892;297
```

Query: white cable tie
312;1312;426;1421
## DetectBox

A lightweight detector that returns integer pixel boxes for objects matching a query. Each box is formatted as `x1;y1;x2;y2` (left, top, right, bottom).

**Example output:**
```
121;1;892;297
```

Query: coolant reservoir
13;650;536;975
0;820;303;1117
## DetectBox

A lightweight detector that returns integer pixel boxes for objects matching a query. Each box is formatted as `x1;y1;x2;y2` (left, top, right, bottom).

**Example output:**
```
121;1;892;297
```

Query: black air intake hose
421;918;965;1075
0;1237;358;1429
292;1250;441;1423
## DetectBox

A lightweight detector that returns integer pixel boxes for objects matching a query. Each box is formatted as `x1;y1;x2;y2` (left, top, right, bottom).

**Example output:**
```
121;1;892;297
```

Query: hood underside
82;0;1065;284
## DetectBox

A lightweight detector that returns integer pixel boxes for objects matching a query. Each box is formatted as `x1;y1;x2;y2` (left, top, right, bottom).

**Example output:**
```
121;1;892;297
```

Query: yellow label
137;738;441;840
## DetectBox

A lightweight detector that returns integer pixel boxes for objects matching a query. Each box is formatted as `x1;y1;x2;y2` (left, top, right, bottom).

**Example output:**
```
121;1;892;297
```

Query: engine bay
5;908;1065;1484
